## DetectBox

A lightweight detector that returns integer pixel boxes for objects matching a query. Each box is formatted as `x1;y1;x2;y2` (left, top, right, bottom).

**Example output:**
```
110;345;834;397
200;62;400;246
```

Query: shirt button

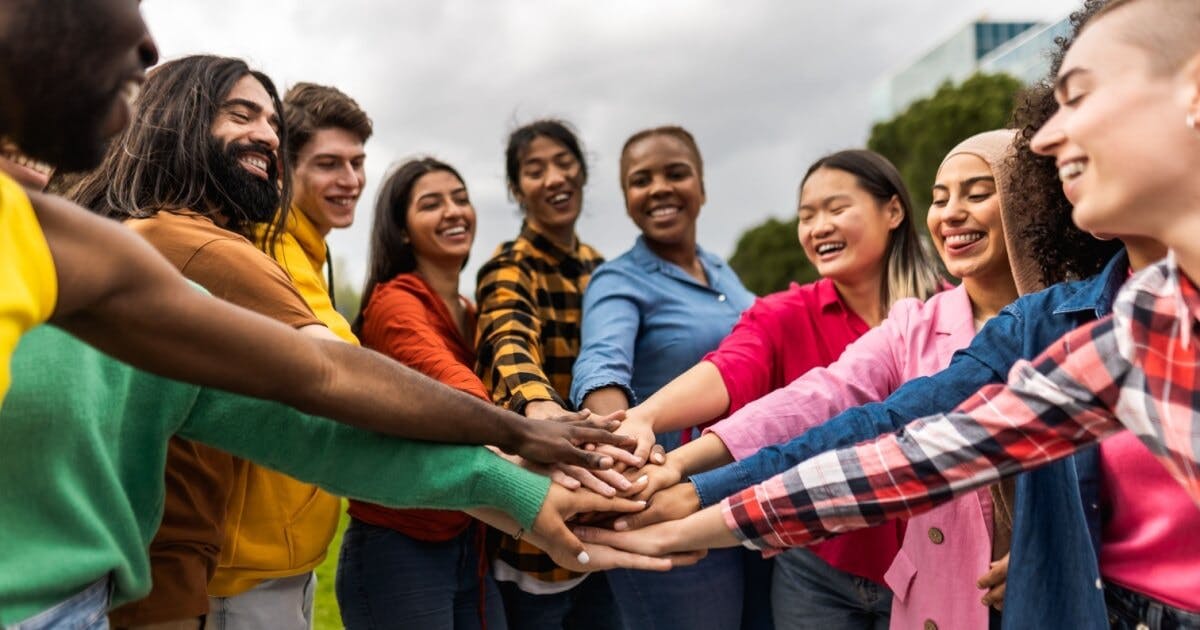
1095;578;1103;590
924;620;938;630
718;294;727;302
928;527;944;545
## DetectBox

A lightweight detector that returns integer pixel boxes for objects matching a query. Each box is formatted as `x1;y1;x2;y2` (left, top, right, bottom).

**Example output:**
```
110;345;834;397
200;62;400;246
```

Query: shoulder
365;274;433;316
891;284;969;323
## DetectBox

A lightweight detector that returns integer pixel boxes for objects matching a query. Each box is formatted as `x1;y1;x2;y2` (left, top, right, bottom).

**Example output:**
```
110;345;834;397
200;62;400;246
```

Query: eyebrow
799;194;852;210
416;187;467;202
933;175;995;193
222;98;281;129
1054;67;1088;99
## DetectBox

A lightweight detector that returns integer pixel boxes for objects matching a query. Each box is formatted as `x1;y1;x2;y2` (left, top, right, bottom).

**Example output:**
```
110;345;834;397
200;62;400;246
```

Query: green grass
313;506;349;629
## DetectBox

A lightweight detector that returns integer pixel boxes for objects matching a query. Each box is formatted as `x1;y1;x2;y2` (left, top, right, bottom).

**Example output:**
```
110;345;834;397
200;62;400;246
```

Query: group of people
3;0;1200;629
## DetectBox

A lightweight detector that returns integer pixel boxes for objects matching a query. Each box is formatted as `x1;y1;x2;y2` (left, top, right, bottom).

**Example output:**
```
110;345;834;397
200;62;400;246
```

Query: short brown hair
283;82;373;165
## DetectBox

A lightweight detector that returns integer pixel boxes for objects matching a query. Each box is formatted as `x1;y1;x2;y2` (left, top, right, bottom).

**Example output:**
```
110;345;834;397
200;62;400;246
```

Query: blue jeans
496;572;622;630
771;549;891;630
335;518;505;630
1106;582;1200;630
10;578;109;630
606;547;774;630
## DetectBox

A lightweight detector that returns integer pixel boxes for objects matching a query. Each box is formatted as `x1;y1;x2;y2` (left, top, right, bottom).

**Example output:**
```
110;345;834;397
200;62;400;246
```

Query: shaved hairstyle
1093;0;1200;74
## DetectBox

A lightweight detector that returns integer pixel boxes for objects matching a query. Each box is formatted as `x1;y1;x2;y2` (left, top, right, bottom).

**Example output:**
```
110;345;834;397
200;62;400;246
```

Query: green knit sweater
0;325;550;624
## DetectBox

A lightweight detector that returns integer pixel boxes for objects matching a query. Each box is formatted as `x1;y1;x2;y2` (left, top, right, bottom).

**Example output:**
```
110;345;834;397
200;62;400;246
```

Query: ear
509;182;526;208
1184;51;1200;129
885;194;905;230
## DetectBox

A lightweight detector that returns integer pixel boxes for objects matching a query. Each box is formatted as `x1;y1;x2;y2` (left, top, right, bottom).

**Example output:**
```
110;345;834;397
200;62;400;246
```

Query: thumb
569;492;647;517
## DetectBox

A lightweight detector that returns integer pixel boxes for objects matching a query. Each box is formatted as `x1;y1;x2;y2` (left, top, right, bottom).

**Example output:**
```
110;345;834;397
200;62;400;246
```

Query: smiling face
929;154;1009;281
207;75;282;224
0;0;158;171
1030;7;1196;241
0;139;53;190
621;134;705;247
292;127;366;235
512;135;584;237
406;169;475;268
797;167;903;282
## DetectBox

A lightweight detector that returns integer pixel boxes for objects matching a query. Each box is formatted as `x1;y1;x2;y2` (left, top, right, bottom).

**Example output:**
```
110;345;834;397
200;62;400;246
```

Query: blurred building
871;17;1072;120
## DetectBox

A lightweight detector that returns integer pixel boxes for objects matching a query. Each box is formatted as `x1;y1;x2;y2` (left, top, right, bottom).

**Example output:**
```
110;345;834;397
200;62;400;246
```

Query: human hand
529;484;705;571
503;410;636;469
614;482;701;531
595;407;657;469
976;553;1009;610
622;452;682;501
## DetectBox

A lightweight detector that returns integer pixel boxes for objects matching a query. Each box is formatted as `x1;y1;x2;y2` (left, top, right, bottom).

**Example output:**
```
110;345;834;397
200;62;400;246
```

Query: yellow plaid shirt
475;222;603;586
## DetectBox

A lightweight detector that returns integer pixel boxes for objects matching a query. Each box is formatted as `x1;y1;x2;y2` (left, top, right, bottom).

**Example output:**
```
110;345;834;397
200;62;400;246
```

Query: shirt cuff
690;459;757;508
474;450;552;530
509;382;568;414
569;379;636;410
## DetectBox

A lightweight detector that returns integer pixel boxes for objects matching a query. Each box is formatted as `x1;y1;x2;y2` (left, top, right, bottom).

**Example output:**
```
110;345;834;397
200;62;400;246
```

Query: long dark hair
354;157;466;334
68;55;292;251
1008;0;1121;288
801;149;944;310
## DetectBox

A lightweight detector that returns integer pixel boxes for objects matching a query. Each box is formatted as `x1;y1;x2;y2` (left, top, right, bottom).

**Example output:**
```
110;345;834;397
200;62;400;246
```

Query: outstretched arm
37;192;630;468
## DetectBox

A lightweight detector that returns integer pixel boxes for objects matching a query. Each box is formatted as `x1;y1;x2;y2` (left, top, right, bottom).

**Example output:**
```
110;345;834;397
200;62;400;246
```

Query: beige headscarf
940;129;1023;561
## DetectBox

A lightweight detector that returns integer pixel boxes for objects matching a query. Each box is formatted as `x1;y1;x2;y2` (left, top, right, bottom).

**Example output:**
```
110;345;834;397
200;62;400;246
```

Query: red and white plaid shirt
723;255;1200;551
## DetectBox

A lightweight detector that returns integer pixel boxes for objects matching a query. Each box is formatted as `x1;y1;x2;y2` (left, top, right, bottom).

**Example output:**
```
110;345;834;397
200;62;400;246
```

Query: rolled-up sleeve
570;266;640;408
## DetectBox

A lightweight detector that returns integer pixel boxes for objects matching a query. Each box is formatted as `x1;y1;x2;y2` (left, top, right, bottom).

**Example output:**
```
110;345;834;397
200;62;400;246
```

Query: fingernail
577;551;590;565
637;500;647;506
653;453;665;464
614;520;628;531
637;475;648;485
603;487;616;497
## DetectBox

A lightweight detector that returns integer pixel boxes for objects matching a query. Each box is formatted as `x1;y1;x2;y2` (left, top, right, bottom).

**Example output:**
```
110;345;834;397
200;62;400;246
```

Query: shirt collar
935;284;975;336
815;277;848;313
1053;249;1130;317
629;236;724;272
519;221;578;264
285;205;328;267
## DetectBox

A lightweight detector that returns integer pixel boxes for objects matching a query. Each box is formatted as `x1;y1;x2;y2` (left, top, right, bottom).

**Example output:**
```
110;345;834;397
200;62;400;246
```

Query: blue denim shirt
692;251;1129;630
570;237;754;450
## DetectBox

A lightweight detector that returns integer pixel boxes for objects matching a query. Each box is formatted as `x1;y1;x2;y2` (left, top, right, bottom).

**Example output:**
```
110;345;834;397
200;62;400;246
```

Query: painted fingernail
577;551;591;564
614;520;628;531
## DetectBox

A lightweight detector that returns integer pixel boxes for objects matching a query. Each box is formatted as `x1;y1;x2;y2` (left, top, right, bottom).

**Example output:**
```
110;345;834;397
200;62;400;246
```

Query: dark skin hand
35;191;633;469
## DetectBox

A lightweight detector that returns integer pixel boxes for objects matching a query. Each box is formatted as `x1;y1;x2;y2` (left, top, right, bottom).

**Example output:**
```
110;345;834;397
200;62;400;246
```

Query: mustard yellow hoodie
209;208;351;596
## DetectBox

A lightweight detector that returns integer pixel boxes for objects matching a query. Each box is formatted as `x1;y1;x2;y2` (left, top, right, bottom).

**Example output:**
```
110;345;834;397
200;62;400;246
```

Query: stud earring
1189;112;1197;130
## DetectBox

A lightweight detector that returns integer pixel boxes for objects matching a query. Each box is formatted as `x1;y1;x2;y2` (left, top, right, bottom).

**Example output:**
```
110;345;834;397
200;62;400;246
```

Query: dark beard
206;138;280;227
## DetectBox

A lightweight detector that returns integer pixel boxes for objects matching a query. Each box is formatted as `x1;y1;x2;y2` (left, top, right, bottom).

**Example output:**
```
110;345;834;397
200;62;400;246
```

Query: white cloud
142;0;1082;296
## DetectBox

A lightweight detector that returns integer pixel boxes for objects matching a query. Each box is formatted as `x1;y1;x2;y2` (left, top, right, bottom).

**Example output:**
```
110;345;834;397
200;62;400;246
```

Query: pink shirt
1099;431;1200;611
704;278;903;586
710;285;995;629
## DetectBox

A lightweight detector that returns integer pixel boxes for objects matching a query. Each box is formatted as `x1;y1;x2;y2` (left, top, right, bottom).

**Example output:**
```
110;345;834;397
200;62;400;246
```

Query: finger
621;474;649;498
612;497;678;531
975;560;1007;588
569;492;647;516
597;443;643;468
666;550;708;567
591;409;627;423
631;433;655;466
544;518;591;568
650;444;666;464
573;525;662;556
561;465;618;497
982;583;1006;610
569;424;637;448
593;467;634;492
584;544;674;572
549;468;581;490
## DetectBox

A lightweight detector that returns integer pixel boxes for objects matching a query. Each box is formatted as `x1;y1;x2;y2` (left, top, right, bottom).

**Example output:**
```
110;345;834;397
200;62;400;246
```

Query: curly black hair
1006;0;1123;288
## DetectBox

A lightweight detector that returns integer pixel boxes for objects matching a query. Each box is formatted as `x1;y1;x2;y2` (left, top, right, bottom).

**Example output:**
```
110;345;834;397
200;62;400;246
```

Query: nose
545;164;566;189
248;120;280;153
134;11;160;70
1030;110;1065;157
649;173;673;198
811;213;836;238
335;162;360;190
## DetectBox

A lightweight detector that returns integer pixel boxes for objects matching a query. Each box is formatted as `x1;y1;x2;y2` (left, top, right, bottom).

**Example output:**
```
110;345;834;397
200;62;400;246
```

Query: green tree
868;72;1022;223
728;216;818;296
331;256;362;324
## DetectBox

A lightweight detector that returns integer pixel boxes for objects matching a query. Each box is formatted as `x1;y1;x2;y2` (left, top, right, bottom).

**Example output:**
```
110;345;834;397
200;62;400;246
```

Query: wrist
497;411;529;454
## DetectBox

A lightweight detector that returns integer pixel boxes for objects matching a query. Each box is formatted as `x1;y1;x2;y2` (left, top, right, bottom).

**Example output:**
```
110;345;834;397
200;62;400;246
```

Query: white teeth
649;206;679;218
1059;161;1085;181
327;197;355;208
945;233;984;245
816;242;845;255
549;193;569;204
241;156;268;172
441;226;469;237
2;151;52;176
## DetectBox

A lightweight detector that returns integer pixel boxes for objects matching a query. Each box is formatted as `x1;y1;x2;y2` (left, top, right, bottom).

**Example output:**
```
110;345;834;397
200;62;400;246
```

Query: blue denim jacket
570;237;754;450
691;251;1129;629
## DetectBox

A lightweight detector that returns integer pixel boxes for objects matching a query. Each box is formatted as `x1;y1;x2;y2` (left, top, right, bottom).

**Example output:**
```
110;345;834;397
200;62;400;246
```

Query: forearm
633;361;730;433
670;433;734;478
182;393;551;529
581;386;630;416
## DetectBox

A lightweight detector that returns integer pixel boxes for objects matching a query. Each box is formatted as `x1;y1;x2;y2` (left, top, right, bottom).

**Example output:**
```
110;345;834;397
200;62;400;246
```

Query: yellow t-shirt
0;172;56;407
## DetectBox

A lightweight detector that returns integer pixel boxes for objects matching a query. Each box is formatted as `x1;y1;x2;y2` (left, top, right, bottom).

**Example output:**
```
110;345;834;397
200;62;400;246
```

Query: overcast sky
142;0;1081;295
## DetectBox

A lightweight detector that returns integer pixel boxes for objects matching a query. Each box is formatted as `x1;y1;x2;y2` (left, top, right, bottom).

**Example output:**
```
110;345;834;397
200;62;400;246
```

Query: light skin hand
614;481;701;531
624;451;682;501
976;553;1009;610
471;485;706;571
575;503;740;555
